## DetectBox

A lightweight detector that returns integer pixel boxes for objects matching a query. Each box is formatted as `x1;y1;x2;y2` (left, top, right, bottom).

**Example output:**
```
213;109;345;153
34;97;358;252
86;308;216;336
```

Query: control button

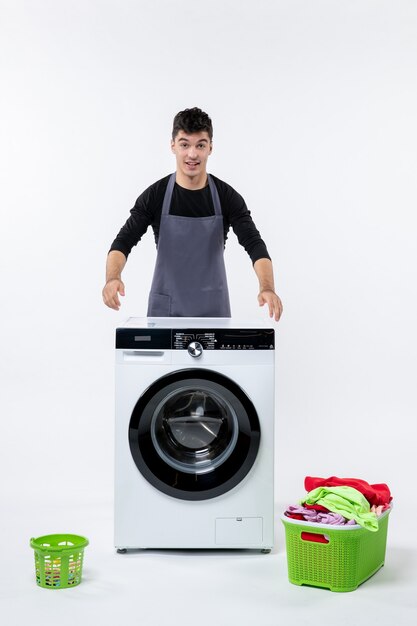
188;341;203;358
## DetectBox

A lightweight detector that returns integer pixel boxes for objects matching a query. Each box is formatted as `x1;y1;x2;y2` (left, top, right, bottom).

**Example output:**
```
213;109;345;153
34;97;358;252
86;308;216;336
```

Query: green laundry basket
281;508;391;592
30;534;89;589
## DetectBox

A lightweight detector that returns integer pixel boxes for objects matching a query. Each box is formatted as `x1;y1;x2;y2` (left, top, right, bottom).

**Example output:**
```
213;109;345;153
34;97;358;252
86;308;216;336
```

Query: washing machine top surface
120;317;274;329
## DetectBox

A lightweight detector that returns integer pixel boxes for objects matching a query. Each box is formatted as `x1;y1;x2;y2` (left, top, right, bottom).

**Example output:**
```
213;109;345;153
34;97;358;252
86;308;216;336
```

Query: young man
102;107;283;320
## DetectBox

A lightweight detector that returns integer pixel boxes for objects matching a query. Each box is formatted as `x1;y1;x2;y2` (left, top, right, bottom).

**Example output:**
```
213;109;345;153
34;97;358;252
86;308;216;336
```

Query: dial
187;341;203;358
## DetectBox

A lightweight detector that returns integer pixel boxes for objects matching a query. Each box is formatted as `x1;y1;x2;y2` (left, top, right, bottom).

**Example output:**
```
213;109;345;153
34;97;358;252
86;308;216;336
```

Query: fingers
102;288;119;310
273;298;283;321
102;280;125;310
273;295;283;321
258;291;283;322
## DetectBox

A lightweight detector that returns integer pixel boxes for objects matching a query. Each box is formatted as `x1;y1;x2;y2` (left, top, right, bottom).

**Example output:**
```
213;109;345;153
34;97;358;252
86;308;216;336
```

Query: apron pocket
147;292;172;317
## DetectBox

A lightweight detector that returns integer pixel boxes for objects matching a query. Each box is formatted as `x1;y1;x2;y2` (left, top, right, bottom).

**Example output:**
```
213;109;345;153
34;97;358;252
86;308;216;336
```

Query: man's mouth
185;161;200;167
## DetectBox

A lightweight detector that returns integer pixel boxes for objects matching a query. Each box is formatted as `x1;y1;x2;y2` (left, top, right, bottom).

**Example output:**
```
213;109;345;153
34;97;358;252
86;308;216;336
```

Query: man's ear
171;140;176;153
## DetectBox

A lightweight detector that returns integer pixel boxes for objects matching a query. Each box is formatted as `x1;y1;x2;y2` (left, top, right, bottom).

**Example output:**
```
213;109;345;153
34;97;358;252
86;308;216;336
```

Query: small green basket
30;534;89;589
281;508;390;592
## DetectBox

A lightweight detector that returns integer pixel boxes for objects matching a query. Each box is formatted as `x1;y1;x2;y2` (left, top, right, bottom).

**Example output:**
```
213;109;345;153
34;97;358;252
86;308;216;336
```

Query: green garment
301;485;379;531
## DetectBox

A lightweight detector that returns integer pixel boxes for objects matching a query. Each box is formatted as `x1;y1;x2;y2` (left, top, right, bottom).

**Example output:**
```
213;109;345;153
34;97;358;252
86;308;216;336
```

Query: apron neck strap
161;174;176;216
207;175;222;216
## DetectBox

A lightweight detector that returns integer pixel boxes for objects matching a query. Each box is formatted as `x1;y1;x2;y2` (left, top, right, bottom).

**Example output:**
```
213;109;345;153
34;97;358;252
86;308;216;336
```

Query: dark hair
172;107;213;141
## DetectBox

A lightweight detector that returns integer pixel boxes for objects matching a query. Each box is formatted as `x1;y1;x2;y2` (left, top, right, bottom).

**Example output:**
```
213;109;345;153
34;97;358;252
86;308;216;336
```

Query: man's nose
188;146;198;159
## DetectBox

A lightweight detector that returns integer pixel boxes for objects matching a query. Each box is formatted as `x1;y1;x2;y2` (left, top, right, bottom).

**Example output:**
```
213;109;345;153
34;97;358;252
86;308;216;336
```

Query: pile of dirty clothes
284;476;392;532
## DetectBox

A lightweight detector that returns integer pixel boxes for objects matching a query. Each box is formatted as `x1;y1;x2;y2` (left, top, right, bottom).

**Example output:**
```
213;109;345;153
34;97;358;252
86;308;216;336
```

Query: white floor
2;493;416;626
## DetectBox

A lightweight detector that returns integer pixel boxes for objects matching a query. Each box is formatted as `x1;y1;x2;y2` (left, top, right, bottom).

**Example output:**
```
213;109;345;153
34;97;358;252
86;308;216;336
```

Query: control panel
116;327;274;350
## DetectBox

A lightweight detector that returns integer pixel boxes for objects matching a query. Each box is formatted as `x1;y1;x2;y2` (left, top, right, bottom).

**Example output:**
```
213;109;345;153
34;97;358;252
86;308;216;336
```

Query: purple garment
316;512;356;525
285;505;356;526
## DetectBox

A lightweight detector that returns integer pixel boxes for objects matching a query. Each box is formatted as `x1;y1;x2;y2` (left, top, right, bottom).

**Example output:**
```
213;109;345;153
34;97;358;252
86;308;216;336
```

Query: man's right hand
102;279;125;310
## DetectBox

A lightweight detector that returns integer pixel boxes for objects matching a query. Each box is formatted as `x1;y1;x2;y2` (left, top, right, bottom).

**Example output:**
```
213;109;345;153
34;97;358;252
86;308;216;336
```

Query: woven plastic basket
281;508;390;592
30;534;89;589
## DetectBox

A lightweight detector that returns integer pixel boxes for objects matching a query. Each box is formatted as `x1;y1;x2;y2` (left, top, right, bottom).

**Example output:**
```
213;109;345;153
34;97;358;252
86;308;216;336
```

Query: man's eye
180;143;188;148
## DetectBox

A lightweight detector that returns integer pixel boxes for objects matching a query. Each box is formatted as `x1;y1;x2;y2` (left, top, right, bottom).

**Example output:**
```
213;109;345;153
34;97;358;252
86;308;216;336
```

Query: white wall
1;0;416;518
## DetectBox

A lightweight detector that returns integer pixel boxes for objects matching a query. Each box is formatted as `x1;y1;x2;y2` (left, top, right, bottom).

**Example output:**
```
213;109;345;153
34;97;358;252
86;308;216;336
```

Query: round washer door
129;369;260;500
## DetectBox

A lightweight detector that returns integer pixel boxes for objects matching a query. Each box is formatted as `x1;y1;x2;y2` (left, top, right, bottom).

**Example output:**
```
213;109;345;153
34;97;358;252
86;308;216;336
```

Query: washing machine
114;317;275;551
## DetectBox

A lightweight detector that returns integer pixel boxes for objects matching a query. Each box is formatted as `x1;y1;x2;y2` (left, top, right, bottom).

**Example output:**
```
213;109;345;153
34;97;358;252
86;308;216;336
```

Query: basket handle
301;531;329;544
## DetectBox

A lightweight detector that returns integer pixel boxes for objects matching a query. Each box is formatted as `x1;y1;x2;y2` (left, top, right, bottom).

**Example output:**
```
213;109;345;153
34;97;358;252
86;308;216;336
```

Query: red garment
284;513;305;520
303;503;329;513
301;532;329;544
304;476;392;506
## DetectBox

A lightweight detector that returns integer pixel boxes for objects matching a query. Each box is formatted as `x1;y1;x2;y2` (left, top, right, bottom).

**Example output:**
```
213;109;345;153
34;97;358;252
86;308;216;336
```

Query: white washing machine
114;317;275;551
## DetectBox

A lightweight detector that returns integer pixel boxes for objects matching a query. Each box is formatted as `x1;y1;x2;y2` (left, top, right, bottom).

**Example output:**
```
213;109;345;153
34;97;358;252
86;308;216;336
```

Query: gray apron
147;173;231;317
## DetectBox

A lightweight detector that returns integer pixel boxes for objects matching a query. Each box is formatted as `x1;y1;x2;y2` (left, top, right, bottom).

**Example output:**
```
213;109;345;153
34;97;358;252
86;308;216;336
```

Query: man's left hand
258;290;283;322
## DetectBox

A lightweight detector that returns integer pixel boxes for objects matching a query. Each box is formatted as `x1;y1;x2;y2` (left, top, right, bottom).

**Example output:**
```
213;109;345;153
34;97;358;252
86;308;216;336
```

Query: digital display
134;335;151;342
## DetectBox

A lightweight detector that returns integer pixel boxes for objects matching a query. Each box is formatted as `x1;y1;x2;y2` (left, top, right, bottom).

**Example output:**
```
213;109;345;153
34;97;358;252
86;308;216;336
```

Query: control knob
188;341;203;358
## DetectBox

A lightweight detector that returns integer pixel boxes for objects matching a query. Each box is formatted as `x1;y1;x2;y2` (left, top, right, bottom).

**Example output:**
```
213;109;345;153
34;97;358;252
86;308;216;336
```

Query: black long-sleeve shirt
109;174;271;264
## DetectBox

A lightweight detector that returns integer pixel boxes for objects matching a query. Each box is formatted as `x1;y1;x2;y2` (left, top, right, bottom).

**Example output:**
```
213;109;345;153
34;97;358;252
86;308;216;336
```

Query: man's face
171;131;212;180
